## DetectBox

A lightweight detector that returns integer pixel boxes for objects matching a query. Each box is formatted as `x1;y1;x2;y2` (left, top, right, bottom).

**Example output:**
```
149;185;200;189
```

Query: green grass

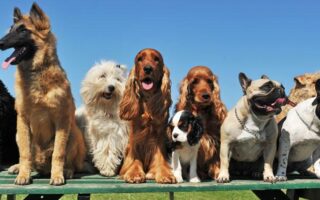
1;191;259;200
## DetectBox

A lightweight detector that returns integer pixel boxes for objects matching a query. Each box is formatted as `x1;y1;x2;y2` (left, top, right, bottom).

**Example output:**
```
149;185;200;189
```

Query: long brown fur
10;3;86;185
175;66;227;180
119;48;176;184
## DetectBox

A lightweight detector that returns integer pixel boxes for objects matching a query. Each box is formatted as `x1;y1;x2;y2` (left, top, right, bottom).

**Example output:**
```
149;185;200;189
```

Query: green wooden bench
0;170;319;200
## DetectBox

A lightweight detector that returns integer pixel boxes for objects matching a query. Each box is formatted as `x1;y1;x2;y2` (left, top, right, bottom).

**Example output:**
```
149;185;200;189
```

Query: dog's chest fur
232;115;271;162
283;98;320;162
175;143;200;165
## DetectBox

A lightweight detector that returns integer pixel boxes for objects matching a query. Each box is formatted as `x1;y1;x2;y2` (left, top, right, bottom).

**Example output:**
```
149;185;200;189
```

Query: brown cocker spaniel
175;66;227;180
119;48;176;184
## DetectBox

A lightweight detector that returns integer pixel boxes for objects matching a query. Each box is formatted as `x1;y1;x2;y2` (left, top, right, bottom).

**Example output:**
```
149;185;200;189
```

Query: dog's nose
108;85;115;92
202;93;210;100
173;133;178;138
143;65;153;74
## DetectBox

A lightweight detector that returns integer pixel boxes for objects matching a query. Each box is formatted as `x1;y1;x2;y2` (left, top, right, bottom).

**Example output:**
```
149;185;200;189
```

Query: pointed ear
30;3;50;31
13;7;22;23
261;75;269;79
294;76;305;89
239;72;252;94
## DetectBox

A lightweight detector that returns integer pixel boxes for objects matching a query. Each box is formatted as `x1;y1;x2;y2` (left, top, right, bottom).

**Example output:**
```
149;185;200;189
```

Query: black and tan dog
217;73;287;183
0;3;86;185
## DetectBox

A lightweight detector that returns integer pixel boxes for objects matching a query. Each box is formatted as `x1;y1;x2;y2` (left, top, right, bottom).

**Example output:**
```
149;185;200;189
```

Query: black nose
202;93;210;100
173;133;178;138
108;85;115;92
143;65;153;74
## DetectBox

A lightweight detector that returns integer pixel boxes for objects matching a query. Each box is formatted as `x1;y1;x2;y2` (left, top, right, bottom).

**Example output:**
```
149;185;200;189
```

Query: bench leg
169;192;174;200
78;194;90;200
252;190;290;200
7;195;16;200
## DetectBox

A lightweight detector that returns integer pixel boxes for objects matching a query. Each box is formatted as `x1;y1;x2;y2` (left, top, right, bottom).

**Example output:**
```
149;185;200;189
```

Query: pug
217;73;287;183
276;79;320;181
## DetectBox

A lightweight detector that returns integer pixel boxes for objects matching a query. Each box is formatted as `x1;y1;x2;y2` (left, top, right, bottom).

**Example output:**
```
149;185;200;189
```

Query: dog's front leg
50;120;71;185
153;145;177;184
172;151;183;183
275;129;291;181
263;123;278;183
189;151;200;183
217;139;231;183
15;115;32;185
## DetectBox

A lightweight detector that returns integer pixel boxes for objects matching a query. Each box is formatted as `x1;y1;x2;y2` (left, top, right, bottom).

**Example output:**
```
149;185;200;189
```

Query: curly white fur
76;60;129;176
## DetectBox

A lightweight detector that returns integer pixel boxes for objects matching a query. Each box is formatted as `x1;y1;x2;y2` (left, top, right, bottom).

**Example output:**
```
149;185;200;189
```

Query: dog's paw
275;175;287;182
190;176;200;183
100;169;116;177
15;175;31;185
146;172;155;180
8;164;19;174
263;174;276;183
123;171;146;184
173;174;184;183
155;172;177;184
50;174;65;186
216;172;230;183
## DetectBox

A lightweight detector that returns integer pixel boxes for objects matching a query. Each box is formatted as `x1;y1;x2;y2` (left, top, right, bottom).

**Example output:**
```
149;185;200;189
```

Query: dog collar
234;108;269;139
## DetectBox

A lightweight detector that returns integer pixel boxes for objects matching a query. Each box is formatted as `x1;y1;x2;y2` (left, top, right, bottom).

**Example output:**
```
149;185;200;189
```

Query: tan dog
0;3;86;185
276;72;320;123
217;73;287;183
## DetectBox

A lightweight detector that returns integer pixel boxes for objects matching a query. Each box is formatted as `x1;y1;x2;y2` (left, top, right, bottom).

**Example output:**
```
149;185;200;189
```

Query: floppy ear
211;74;227;122
175;77;190;112
239;72;252;95
29;3;50;31
261;75;270;79
119;66;141;120
13;7;22;23
150;66;172;120
187;116;204;146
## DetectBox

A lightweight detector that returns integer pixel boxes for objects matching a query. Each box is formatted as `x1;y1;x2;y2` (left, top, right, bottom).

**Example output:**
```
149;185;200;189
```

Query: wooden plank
0;171;320;195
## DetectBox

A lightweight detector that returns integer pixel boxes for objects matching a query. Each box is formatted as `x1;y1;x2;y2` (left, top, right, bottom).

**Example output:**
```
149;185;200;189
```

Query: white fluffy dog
76;60;129;176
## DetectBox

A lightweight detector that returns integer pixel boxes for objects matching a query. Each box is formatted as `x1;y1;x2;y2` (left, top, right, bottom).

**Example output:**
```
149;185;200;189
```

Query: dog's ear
30;2;50;31
187;116;204;146
211;74;227;122
119;66;141;120
239;72;252;95
294;76;306;89
261;75;270;79
312;79;320;106
175;77;190;112
13;7;22;23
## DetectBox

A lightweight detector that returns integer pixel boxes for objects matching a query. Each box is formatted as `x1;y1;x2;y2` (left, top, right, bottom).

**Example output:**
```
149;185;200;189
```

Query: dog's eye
116;78;121;81
137;57;143;62
260;82;273;92
17;25;27;33
192;78;199;84
154;57;160;62
116;64;121;68
99;74;106;79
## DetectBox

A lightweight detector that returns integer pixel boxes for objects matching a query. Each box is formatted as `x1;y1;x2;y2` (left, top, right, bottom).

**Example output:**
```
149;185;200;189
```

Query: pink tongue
142;82;154;90
2;57;16;69
272;98;286;106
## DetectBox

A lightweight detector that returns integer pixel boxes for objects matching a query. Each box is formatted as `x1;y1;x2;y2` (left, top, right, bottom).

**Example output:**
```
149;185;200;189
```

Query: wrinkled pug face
239;73;287;116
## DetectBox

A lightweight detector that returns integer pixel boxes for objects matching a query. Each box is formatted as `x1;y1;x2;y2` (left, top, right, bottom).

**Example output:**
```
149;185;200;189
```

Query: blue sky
0;1;319;111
